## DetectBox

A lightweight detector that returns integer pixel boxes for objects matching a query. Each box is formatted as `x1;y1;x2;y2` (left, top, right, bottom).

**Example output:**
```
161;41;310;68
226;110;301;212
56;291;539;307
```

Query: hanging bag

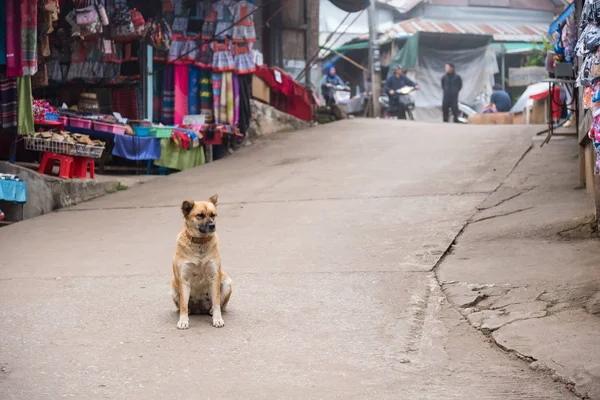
147;18;172;51
130;9;146;36
112;6;135;38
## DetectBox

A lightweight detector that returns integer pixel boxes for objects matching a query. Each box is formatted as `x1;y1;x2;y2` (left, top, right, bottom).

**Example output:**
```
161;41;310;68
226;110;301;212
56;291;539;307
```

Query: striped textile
212;72;222;124
0;74;17;129
163;65;175;125
200;69;213;123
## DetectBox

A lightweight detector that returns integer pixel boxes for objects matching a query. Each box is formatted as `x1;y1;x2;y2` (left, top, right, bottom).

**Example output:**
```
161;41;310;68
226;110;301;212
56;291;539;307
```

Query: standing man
384;65;419;119
441;63;462;123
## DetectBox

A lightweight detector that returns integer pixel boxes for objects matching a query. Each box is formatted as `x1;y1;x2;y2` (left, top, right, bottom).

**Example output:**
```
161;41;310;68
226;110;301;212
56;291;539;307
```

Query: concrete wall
247;100;310;138
0;162;121;222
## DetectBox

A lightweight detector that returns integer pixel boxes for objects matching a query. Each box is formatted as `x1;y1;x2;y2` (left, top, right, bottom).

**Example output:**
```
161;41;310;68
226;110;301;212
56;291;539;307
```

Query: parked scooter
379;86;417;120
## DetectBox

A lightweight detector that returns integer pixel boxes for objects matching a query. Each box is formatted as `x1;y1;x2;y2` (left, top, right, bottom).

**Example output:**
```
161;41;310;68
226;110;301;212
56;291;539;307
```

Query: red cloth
530;86;562;120
252;66;312;121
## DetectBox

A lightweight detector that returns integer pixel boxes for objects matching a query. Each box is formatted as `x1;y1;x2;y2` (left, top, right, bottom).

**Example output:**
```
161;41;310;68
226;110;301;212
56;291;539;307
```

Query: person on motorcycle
321;63;348;106
384;65;419;119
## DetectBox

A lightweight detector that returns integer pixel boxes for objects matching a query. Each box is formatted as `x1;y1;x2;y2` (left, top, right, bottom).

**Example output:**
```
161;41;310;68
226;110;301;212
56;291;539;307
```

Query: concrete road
0;120;575;399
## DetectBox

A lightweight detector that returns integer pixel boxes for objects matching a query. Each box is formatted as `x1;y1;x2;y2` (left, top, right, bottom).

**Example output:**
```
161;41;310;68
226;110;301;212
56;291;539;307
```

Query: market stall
0;0;258;176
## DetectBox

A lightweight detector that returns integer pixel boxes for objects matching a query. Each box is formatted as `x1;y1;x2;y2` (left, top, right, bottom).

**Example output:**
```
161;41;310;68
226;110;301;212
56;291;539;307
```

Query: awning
491;42;541;54
548;2;575;35
332;41;370;52
379;17;548;43
328;0;370;12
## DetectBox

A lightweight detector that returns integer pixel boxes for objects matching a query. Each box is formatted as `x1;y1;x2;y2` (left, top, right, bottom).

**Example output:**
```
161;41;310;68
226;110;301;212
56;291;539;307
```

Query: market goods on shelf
25;130;106;159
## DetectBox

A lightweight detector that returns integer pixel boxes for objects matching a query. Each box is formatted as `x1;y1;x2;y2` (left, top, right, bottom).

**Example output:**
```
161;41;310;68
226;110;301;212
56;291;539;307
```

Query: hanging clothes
237;74;252;135
211;39;234;72
163;64;175;125
233;42;256;75
233;73;239;125
153;62;164;123
5;0;21;77
212;72;222;123
202;7;217;40
220;73;227;124
0;72;17;129
188;66;201;115
174;64;189;124
231;0;257;43
195;43;213;70
0;0;6;66
200;69;213;122
17;77;34;135
225;71;234;125
20;0;38;76
213;0;235;39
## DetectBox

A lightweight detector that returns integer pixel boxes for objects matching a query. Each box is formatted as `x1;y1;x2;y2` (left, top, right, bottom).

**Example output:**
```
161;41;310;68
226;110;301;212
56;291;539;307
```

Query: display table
536;78;578;147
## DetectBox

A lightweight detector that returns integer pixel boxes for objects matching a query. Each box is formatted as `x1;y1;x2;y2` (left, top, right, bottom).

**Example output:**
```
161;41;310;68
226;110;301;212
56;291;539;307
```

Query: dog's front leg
177;281;191;330
209;278;224;328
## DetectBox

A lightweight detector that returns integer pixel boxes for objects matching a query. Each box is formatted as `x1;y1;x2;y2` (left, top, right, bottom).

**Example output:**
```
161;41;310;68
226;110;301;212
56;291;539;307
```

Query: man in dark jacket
441;63;463;123
384;65;419;119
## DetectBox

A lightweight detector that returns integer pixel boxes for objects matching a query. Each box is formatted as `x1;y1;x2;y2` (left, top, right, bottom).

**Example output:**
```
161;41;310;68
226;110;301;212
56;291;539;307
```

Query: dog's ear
181;200;195;217
208;194;218;206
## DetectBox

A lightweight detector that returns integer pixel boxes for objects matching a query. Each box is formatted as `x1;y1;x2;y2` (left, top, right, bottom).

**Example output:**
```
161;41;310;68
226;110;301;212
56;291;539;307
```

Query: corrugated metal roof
378;17;548;43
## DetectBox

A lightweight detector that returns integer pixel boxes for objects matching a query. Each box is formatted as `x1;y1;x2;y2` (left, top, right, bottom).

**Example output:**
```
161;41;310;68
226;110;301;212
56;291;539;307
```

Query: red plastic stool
72;156;95;179
38;152;74;179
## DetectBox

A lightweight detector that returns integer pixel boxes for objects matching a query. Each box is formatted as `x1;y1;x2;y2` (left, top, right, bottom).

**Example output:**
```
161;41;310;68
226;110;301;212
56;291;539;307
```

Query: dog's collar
184;231;214;245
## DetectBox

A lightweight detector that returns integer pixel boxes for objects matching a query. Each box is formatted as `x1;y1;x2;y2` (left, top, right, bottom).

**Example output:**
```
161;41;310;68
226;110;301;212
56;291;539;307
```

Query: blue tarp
549;2;575;34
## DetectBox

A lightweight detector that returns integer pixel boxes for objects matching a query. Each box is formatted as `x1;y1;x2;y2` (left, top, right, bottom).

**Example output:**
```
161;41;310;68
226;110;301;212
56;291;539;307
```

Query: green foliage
524;37;553;67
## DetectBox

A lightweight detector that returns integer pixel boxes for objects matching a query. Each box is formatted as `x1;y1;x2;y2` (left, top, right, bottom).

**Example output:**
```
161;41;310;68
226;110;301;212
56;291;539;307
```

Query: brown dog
171;194;232;330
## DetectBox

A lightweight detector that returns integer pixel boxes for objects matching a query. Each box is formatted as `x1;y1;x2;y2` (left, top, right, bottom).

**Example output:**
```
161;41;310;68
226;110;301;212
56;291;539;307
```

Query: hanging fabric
17;77;34;135
20;0;38;76
237;74;252;135
200;69;213;123
153;62;164;122
174;64;189;124
225;71;234;125
0;71;17;129
212;72;223;123
5;0;21;77
233;74;240;125
189;66;201;115
163;64;175;124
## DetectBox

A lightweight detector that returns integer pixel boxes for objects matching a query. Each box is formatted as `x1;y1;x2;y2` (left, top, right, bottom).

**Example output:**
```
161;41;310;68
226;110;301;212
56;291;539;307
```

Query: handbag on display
112;6;135;38
147;18;172;51
130;9;146;36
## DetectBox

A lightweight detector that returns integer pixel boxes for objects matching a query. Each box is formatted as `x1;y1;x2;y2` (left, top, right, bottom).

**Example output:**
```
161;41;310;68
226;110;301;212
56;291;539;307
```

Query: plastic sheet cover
413;44;498;110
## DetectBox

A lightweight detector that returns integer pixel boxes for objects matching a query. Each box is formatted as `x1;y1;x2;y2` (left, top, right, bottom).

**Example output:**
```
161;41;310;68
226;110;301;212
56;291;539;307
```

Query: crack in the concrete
469;207;534;224
476;186;536;211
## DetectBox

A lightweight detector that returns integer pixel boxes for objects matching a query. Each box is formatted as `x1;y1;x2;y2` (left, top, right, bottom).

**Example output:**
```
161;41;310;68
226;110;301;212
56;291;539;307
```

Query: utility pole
368;1;380;117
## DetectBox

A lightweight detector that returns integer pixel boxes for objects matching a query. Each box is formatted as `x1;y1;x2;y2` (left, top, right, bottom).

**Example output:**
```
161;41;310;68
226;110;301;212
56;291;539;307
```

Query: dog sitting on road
171;194;232;330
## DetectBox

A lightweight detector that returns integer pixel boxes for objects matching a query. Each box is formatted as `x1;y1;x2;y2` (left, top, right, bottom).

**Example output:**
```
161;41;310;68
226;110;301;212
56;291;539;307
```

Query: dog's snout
207;222;216;231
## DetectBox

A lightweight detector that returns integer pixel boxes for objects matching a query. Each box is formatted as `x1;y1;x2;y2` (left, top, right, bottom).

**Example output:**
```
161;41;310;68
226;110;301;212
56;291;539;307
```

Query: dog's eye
210;213;216;218
198;213;206;219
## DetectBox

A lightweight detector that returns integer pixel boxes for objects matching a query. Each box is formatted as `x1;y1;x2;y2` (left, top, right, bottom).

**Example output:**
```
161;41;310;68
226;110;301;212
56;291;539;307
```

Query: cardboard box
468;112;514;125
252;75;270;104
